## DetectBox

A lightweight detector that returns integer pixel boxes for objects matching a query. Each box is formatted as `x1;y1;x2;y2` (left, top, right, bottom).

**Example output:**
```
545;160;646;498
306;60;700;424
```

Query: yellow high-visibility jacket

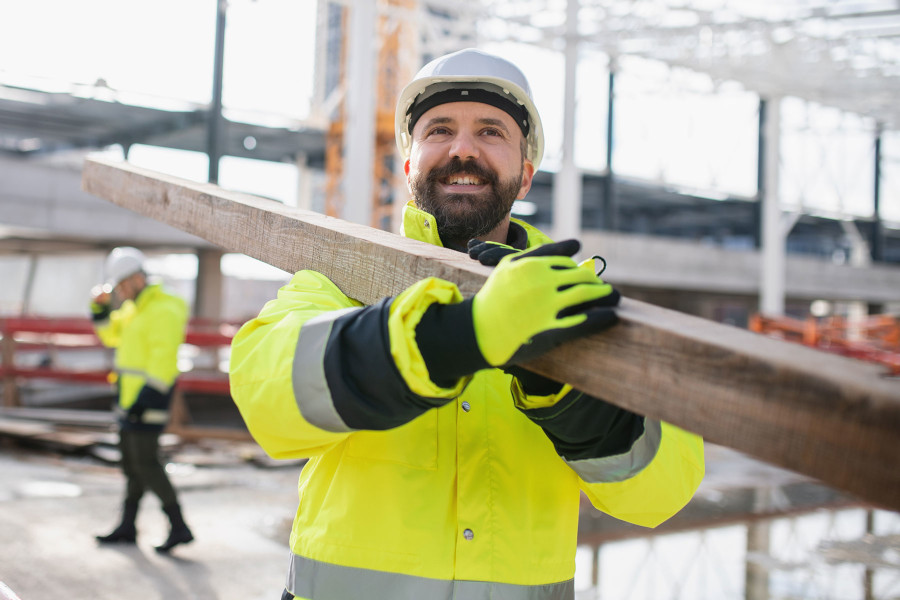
230;202;704;600
93;283;187;428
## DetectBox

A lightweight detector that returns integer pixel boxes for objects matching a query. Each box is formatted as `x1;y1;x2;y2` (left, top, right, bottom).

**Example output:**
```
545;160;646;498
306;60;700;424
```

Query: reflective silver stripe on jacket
141;409;169;424
113;405;168;424
287;553;574;600
291;307;361;433
113;366;172;392
566;418;662;483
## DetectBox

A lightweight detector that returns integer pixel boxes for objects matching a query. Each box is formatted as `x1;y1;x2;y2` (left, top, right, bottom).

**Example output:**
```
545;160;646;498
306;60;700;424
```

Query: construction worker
230;48;704;599
90;246;194;553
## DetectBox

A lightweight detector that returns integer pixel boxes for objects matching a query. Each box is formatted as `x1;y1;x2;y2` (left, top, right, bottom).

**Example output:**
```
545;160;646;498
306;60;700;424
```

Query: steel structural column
872;127;884;262
753;100;766;249
342;0;377;226
604;67;616;231
296;152;314;211
760;97;786;316
552;0;582;242
195;249;224;320
207;0;227;184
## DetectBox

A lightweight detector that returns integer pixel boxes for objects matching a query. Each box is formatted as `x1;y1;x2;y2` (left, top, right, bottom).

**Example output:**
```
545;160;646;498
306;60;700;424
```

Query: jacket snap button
463;528;474;541
461;401;471;412
424;219;430;228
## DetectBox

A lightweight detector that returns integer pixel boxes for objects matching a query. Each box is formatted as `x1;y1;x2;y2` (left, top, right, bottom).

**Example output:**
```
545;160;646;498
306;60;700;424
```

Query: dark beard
410;157;522;250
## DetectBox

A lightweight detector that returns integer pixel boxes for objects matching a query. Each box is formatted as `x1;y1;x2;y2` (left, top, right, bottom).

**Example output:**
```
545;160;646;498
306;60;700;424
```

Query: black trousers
119;428;178;506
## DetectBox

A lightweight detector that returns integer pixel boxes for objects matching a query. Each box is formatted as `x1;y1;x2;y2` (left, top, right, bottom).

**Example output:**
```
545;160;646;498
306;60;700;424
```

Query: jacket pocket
345;409;438;470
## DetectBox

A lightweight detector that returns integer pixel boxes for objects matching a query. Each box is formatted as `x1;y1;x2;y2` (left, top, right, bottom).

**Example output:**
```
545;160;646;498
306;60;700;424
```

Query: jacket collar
401;202;444;246
134;282;161;308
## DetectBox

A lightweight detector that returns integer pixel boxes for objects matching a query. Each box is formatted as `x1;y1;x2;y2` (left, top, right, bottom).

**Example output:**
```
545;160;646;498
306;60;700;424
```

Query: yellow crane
324;0;417;232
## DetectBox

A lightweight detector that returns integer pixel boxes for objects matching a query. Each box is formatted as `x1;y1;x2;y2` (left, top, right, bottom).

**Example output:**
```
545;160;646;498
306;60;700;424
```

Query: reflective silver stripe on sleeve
141;376;171;393
566;418;662;483
287;553;574;600
291;307;361;433
113;367;173;393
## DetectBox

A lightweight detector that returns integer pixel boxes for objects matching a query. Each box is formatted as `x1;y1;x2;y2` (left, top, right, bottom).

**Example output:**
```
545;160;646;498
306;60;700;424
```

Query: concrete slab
0;447;302;600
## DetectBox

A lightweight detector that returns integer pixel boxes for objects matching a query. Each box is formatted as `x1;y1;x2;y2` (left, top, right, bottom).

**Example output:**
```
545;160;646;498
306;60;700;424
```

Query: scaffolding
323;0;417;232
749;313;900;376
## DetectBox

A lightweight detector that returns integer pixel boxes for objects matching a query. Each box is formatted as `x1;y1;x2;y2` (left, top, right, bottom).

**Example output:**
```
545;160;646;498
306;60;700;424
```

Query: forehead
412;101;521;135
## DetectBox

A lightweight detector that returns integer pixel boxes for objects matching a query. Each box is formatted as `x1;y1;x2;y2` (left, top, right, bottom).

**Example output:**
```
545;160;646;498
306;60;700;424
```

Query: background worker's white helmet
104;246;146;288
395;48;545;170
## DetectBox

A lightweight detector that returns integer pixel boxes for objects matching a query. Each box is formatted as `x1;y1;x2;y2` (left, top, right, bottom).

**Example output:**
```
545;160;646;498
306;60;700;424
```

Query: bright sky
0;0;316;117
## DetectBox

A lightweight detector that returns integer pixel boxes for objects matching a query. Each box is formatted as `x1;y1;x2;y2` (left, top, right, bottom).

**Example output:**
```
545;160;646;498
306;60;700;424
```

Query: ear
517;160;535;200
404;159;413;192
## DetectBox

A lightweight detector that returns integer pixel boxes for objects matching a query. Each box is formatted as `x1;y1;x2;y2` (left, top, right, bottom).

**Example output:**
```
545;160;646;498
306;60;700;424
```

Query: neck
446;216;511;252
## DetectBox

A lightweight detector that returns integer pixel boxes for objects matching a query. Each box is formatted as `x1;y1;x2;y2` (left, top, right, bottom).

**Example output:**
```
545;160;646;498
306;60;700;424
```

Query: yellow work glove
471;239;619;367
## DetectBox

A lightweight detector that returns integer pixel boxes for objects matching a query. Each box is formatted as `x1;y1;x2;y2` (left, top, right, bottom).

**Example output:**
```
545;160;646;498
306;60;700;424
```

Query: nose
448;130;480;161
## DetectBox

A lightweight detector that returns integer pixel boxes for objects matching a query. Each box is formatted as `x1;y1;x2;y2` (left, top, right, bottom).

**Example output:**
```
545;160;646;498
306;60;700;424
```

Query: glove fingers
558;298;608;319
505;308;618;365
552;278;615;306
576;306;619;333
512;239;580;261
597;287;621;308
560;284;621;314
545;308;619;344
480;246;518;266
467;239;492;257
468;239;519;266
466;238;490;252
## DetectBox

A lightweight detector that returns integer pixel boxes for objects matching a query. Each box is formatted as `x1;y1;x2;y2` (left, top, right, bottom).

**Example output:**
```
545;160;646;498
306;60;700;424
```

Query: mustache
426;158;498;184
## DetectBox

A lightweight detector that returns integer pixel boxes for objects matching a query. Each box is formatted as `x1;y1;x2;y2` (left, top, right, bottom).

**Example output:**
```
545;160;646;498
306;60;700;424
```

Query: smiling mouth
442;174;487;186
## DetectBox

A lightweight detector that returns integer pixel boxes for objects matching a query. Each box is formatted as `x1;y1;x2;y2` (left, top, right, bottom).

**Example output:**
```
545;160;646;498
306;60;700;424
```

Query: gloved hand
126;385;168;423
467;239;520;266
89;284;113;321
472;239;620;367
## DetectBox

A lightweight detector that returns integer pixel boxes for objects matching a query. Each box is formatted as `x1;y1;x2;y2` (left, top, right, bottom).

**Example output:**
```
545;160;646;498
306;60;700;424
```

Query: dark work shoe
95;524;137;544
154;526;193;553
96;500;139;545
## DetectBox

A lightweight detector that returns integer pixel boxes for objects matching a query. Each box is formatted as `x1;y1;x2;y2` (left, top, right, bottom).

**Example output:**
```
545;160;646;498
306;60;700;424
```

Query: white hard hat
104;247;146;288
395;48;544;170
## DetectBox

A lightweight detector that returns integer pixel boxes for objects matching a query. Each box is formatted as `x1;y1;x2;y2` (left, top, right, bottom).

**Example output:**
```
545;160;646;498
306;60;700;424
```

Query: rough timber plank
82;157;900;510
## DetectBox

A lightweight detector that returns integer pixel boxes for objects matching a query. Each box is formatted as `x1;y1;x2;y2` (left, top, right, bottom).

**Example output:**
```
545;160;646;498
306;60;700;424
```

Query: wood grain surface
83;157;900;510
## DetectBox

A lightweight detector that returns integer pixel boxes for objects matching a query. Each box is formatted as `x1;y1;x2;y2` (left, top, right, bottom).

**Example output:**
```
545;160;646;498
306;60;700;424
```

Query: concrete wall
0;155;209;248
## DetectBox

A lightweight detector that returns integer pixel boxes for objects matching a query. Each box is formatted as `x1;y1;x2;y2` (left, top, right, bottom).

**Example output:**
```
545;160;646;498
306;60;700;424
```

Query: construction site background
1;314;899;599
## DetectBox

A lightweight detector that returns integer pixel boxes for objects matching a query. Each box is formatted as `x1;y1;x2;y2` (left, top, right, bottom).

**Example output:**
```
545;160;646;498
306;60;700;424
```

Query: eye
426;126;452;137
481;127;504;138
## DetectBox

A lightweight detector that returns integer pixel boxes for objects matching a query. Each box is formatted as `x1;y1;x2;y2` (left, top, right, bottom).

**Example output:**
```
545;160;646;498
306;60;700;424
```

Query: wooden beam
82;157;900;510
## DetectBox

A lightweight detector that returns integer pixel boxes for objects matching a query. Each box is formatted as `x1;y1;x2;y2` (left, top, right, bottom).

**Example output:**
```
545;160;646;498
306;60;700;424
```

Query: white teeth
448;175;482;185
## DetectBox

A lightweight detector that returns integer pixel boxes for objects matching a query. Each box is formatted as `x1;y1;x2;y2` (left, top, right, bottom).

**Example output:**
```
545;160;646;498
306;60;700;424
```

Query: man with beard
230;49;704;600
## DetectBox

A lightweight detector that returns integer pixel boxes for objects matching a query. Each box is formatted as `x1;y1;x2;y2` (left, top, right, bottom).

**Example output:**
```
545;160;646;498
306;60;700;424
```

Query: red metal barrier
1;316;235;406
